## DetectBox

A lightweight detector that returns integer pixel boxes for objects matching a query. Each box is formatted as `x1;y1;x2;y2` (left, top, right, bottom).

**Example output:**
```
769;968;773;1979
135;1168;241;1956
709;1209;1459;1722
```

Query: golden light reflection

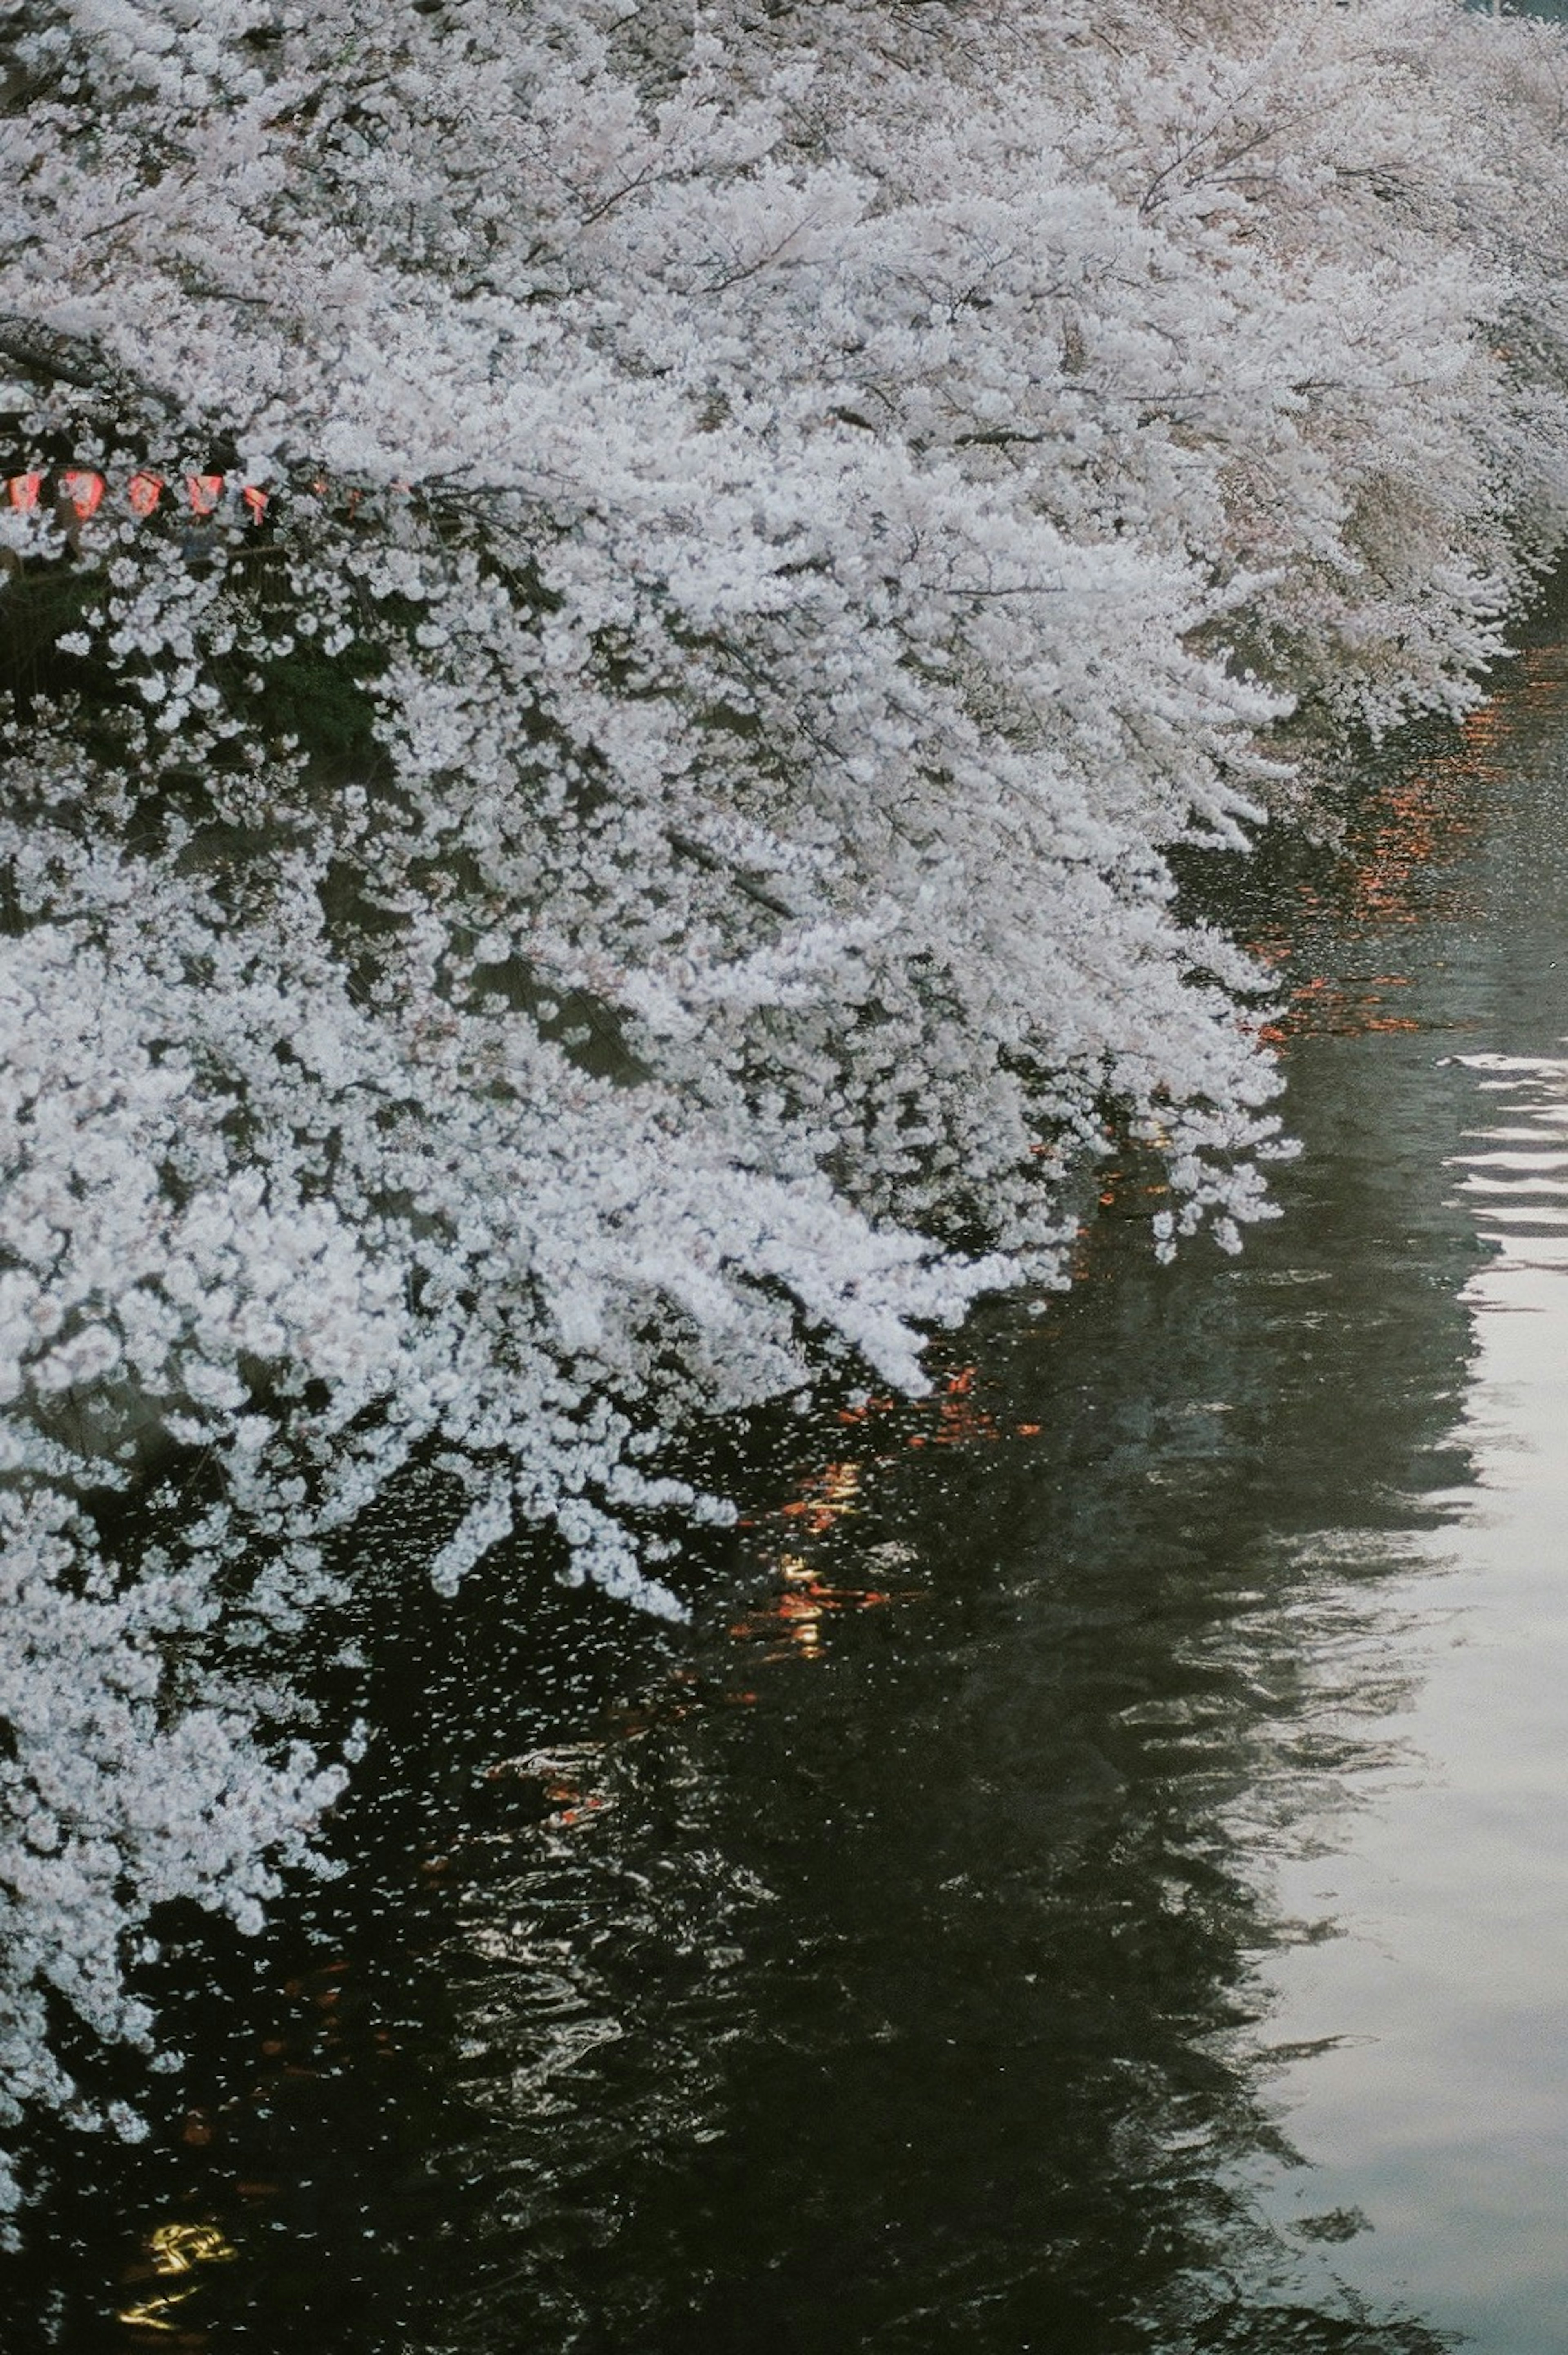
648;1327;1057;1704
776;1458;862;1534
116;2221;236;2337
728;1363;1046;1668
727;1569;895;1658
146;2225;236;2275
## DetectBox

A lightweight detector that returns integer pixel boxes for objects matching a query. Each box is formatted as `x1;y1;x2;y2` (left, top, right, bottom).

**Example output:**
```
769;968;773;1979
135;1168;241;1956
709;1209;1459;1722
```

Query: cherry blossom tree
0;0;1564;2217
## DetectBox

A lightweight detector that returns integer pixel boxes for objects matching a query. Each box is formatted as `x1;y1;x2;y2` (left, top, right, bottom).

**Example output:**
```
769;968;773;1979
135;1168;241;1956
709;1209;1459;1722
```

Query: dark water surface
11;619;1568;2350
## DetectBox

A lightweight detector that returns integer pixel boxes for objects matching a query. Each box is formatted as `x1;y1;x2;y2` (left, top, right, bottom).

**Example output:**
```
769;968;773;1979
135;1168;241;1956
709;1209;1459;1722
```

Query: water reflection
1451;1052;1568;1249
1253;1076;1568;2345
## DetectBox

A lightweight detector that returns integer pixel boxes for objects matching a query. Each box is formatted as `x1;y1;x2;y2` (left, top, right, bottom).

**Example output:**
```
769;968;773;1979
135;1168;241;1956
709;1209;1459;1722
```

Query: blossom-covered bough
0;0;1566;2220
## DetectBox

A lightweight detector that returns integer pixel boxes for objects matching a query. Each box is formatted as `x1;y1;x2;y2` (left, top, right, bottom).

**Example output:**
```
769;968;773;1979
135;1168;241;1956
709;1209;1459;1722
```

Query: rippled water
10;618;1568;2351
1247;727;1568;2351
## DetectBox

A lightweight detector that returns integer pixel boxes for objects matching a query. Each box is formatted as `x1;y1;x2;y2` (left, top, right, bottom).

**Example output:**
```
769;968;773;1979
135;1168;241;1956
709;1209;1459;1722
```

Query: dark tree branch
0;314;169;415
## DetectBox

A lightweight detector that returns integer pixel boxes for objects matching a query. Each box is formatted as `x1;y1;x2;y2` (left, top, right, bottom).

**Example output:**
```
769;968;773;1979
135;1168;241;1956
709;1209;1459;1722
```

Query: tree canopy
0;0;1566;2215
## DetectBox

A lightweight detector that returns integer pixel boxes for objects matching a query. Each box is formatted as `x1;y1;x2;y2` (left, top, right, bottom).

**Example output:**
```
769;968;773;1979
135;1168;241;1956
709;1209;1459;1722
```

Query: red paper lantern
127;472;164;516
60;471;105;519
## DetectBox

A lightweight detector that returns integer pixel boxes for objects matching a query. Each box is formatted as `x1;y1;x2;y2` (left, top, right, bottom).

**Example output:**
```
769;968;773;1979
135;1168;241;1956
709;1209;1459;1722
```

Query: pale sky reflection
1254;1046;1568;2353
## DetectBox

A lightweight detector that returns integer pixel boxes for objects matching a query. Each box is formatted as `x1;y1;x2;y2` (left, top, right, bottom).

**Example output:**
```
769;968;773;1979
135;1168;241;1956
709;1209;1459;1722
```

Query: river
9;620;1568;2350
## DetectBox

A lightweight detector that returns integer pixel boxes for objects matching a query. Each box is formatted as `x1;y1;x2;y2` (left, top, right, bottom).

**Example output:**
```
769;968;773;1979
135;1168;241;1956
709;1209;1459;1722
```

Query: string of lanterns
7;470;269;522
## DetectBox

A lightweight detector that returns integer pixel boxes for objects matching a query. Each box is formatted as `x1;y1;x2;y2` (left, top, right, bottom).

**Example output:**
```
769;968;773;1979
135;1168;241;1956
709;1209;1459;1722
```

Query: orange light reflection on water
1252;644;1568;1046
731;1365;1045;1666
